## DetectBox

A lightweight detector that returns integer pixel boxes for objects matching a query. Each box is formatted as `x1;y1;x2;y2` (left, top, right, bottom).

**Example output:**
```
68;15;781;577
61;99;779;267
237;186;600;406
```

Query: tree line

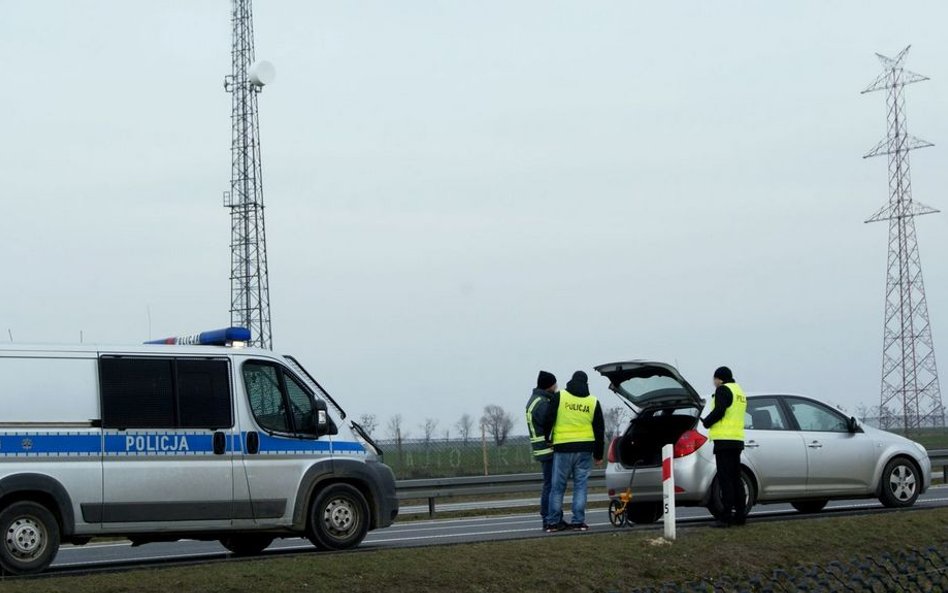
355;404;633;447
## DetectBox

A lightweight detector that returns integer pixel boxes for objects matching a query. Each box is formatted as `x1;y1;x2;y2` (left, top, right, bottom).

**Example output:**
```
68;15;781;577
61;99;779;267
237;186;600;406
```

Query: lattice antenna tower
223;0;275;350
862;45;944;431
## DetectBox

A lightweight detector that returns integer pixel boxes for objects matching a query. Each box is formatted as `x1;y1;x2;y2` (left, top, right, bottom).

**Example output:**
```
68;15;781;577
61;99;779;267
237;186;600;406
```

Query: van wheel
879;457;920;508
0;501;60;575
708;470;756;522
791;500;828;514
219;534;274;556
625;502;663;524
308;484;369;551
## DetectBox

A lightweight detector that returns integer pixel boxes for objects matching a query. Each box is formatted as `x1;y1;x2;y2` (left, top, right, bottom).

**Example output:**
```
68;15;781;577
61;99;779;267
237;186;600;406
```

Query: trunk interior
617;406;700;468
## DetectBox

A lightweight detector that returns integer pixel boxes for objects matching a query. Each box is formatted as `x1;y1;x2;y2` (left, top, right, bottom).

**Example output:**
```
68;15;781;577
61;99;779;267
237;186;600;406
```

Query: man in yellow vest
525;370;557;531
701;366;748;527
543;370;604;532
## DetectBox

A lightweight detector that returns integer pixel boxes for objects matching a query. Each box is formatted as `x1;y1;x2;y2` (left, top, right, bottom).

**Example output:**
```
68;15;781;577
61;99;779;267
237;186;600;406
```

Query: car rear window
616;375;692;402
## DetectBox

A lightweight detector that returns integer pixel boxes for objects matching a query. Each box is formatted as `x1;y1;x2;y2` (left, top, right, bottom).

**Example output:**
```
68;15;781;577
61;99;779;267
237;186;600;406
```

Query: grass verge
4;508;947;593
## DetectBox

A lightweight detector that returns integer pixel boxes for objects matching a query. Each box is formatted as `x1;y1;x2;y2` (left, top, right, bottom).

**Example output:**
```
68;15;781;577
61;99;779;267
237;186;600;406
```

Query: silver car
599;360;933;524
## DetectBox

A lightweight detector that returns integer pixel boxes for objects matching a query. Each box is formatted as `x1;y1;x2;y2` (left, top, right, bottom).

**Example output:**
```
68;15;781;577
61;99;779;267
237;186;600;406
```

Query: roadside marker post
662;444;676;540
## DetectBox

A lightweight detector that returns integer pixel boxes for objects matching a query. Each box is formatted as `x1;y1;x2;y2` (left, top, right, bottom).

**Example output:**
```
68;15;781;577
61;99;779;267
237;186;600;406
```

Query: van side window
100;357;233;430
243;362;290;433
242;360;320;434
101;358;175;428
177;360;233;429
285;374;317;433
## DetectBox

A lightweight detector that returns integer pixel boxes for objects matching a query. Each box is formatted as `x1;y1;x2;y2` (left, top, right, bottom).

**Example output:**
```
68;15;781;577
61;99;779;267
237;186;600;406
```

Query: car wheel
625;502;663;524
308;483;370;550
0;501;60;575
708;470;756;522
219;534;275;556
879;457;920;508
791;500;828;514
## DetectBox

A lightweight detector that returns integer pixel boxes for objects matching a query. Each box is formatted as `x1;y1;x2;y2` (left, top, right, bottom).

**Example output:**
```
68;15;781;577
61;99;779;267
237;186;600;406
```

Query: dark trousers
715;449;746;521
539;457;553;522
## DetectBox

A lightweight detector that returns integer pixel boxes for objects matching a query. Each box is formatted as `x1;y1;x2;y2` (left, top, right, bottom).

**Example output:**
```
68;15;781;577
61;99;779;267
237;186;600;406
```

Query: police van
0;328;397;574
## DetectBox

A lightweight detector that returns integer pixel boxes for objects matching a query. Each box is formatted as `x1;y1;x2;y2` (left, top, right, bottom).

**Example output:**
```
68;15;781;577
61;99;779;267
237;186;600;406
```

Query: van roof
0;342;283;358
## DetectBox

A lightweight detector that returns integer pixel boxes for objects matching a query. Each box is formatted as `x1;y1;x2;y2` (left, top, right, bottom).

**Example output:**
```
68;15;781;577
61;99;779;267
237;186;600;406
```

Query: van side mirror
314;399;338;437
847;416;859;433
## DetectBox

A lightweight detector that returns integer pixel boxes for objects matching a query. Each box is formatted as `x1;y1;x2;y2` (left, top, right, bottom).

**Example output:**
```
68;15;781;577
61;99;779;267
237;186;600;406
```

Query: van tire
307;483;369;551
0;501;60;575
220;534;274;556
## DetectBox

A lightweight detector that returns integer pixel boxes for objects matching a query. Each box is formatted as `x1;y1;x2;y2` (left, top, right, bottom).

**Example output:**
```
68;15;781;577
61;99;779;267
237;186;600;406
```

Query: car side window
242;361;289;433
787;399;849;432
744;397;788;430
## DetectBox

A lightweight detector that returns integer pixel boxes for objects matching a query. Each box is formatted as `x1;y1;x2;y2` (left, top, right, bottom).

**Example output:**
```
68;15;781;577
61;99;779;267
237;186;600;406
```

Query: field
4;508;945;593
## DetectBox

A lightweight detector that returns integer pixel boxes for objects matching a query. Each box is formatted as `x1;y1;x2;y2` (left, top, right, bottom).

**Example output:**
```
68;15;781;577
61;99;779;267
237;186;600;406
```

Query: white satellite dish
249;60;276;87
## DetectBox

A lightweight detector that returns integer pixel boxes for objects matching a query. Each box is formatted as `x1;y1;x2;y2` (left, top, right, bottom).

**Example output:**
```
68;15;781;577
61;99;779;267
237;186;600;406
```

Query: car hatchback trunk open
595;361;705;468
614;406;701;467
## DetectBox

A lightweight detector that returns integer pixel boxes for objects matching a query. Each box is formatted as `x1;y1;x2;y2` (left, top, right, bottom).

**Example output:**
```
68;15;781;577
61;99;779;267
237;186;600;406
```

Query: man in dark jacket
525;370;557;530
543;370;604;532
701;366;748;527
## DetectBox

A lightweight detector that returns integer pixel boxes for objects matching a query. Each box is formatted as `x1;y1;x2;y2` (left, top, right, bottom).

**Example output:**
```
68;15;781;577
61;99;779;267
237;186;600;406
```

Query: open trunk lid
594;360;703;411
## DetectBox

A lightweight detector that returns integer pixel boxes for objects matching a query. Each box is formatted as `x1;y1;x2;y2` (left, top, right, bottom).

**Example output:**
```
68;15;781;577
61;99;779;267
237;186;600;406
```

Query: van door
236;359;333;526
96;356;236;529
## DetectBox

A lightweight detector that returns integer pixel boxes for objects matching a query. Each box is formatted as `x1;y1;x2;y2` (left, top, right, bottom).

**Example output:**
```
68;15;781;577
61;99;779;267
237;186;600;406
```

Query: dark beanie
713;366;734;382
565;370;590;396
536;370;557;390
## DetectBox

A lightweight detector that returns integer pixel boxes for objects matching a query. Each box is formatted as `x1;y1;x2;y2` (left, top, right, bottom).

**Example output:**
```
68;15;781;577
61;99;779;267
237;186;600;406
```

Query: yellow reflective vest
708;382;747;442
551;390;597;445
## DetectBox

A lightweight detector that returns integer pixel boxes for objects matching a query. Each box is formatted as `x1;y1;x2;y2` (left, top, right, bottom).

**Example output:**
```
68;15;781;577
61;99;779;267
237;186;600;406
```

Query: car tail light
607;437;618;463
674;430;707;458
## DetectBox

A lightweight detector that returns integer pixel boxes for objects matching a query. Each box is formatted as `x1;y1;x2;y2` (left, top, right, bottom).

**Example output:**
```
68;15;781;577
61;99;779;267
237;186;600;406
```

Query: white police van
0;328;397;574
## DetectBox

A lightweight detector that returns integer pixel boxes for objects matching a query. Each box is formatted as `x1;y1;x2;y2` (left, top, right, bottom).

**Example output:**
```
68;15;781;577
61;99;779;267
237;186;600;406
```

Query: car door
742;396;807;500
783;396;875;496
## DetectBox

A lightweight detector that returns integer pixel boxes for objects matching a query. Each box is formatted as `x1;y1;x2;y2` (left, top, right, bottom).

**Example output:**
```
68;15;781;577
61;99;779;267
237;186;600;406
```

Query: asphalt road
45;485;948;575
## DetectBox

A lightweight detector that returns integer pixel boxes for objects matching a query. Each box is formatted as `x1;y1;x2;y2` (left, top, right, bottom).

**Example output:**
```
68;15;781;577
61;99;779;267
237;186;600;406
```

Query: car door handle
745;441;760;448
807;441;823;449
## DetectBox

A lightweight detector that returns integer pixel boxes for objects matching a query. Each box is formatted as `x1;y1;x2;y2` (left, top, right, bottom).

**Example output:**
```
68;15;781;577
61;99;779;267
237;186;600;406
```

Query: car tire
0;501;60;575
708;470;756;522
219;534;275;556
625;502;663;524
879;457;921;508
308;483;370;550
791;500;828;514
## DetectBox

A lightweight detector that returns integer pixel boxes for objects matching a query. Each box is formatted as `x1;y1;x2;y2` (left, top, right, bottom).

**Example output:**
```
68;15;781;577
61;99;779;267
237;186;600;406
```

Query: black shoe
710;520;731;529
732;517;746;526
545;521;569;533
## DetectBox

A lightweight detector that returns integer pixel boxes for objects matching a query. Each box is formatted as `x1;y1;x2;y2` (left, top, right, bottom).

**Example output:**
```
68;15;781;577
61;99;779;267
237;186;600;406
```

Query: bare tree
481;404;514;446
455;413;474;443
357;413;378;437
604;406;628;439
420;418;438;446
387;414;407;445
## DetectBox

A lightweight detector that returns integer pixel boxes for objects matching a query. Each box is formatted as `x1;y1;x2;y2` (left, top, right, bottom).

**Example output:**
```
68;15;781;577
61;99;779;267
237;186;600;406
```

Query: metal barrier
395;449;948;517
396;470;606;517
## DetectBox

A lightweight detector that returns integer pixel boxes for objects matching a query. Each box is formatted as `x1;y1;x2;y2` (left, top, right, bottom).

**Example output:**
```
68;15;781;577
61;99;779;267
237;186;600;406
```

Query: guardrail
396;449;948;517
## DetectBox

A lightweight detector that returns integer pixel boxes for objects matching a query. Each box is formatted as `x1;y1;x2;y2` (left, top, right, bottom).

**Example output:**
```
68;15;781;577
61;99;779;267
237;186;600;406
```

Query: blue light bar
145;327;252;346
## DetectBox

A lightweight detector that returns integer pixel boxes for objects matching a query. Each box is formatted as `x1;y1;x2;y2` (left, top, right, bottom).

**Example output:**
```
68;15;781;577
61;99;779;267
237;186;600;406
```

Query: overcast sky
2;1;947;437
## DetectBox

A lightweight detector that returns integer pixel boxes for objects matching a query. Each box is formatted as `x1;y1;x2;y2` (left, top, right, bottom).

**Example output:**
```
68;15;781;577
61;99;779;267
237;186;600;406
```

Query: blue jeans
546;451;593;526
539;458;553;522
